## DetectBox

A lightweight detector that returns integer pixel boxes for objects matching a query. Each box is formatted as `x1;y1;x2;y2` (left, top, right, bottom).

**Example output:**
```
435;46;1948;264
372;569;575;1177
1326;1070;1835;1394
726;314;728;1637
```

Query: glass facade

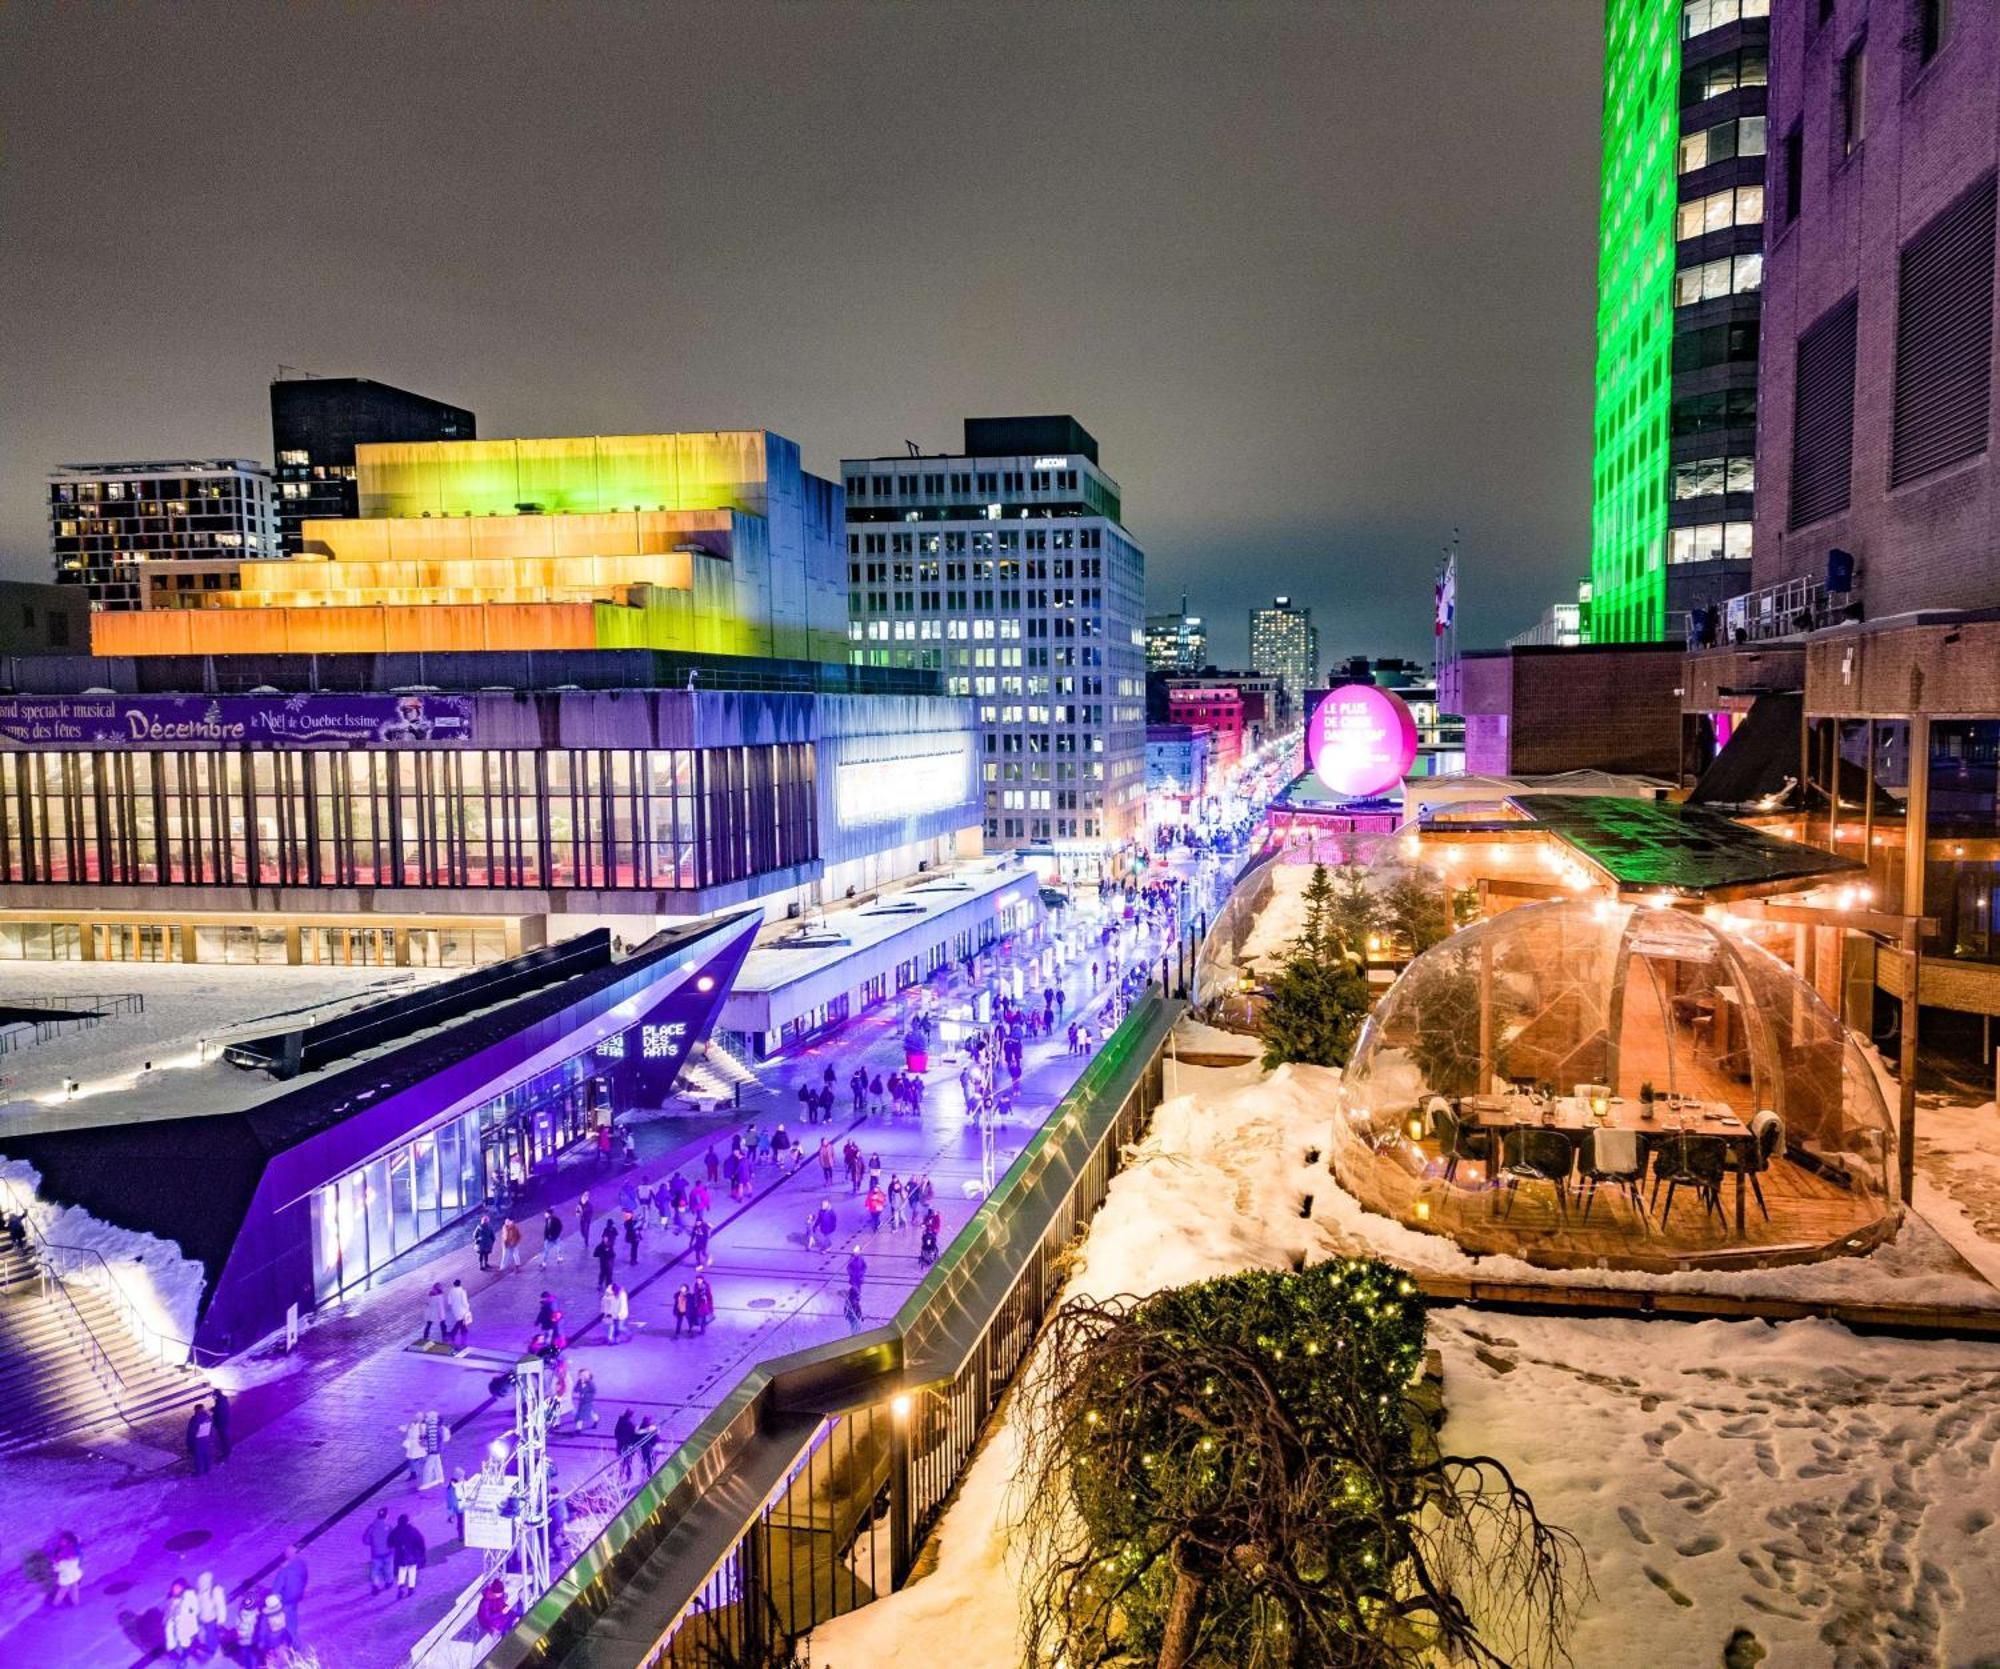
309;1049;618;1303
0;742;816;893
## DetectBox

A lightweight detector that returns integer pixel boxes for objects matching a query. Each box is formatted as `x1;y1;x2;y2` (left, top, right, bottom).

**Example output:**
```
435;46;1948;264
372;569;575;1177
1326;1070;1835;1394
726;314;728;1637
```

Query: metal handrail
32;1258;128;1408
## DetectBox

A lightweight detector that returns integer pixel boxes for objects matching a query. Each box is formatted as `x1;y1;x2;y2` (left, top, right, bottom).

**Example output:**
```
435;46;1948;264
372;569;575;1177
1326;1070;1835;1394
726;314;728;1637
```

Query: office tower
1590;0;1768;641
843;416;1148;861
270;375;475;557
1249;596;1316;717
48;459;279;611
1145;605;1207;672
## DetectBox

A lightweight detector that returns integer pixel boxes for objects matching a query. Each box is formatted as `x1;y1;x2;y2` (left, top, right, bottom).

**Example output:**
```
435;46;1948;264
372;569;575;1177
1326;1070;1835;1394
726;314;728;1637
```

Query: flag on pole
1434;552;1456;637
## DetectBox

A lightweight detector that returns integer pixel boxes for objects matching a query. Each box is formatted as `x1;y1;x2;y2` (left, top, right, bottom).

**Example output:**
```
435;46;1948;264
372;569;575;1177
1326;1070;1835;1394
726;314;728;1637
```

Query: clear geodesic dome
1333;899;1899;1267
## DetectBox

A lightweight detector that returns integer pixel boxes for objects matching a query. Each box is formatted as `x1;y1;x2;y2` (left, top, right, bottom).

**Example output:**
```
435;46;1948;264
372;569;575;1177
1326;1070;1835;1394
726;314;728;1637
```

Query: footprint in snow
1676;1533;1724;1558
1962;1507;1993;1537
1618;1505;1653;1545
1642;1566;1695;1607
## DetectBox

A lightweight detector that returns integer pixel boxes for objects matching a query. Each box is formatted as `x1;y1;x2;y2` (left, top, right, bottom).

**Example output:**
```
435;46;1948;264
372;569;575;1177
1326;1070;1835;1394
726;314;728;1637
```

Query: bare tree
1015;1264;1584;1669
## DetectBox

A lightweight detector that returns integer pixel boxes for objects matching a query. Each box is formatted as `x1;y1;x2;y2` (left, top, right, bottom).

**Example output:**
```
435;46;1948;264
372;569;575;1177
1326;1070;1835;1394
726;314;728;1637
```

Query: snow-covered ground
0;961;435;1108
1236;859;1311;969
807;1033;2000;1669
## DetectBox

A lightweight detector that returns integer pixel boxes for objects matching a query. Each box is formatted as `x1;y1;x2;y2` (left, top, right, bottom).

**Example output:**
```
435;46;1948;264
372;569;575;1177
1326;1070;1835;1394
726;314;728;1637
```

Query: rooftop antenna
905;440;920;456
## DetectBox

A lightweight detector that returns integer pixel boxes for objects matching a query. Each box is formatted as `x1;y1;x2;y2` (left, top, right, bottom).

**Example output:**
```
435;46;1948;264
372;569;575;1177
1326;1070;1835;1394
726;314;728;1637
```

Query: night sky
0;2;1601;663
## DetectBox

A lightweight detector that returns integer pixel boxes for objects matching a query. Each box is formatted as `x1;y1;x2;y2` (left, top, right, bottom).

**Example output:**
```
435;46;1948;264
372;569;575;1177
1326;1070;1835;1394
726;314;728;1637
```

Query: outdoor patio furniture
1740;1110;1786;1221
1497;1127;1575;1222
1578;1126;1645;1223
1428;1097;1493;1186
1652;1132;1728;1230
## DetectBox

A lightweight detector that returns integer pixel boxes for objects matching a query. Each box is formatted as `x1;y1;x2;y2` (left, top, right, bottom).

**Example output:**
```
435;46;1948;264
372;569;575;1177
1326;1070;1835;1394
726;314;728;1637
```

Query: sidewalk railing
474;987;1182;1669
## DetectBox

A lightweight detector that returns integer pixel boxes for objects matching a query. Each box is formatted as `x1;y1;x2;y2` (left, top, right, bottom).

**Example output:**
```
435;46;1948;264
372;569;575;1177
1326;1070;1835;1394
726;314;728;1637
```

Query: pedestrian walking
690;1178;711;1220
195;1570;228;1653
474;1214;497;1271
271;1542;309;1631
48;1531;82;1607
388;1513;427;1598
186;1403;214;1475
846;1245;867;1294
419;1410;450;1490
420;1282;448;1343
704;1144;720;1184
210;1386;231;1461
541;1207;564;1268
673;1283;691;1337
163;1578;199;1664
623;1210;642;1265
594;1232;616;1291
887;1176;907;1231
637;1414;660;1474
363;1507;394;1594
446;1278;473;1348
253;1592;293;1655
811;1198;838;1251
865;1184;885;1233
615;1409;640;1484
692;1275;715;1333
601;1281;629;1344
577;1191;594;1248
869;1073;885;1116
402;1417;427;1484
819;1138;835;1185
501;1216;523;1271
572;1368;599;1432
446;1466;471;1542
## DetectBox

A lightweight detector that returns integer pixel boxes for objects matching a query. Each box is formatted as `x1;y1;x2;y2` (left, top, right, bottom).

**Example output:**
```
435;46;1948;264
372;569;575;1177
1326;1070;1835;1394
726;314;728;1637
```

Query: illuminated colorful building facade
92;431;850;665
1590;0;1767;642
843;417;1148;863
1248;596;1316;719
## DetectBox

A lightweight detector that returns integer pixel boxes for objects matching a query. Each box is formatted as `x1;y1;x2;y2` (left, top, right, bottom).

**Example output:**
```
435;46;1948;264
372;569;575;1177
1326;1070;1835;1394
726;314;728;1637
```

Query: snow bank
0;1157;206;1358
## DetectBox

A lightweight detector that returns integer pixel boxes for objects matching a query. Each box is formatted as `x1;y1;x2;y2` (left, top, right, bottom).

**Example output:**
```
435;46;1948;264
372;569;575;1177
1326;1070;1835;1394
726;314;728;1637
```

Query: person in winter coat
576;1191;594;1248
185;1404;214;1475
210;1387;232;1461
500;1216;524;1271
692;1276;715;1334
636;1414;660;1473
271;1542;309;1630
614;1409;641;1483
689;1213;711;1269
445;1279;473;1348
818;1138;836;1185
887;1176;908;1231
402;1417;427;1484
704;1144;720;1184
473;1214;497;1270
601;1282;629;1344
252;1592;292;1655
672;1284;692;1337
388;1513;426;1598
363;1507;395;1594
594;1231;616;1291
811;1199;838;1251
420;1282;449;1344
163;1578;200;1664
572;1368;598;1432
541;1208;564;1268
623;1211;643;1265
446;1467;470;1542
846;1246;867;1293
864;1185;885;1233
194;1570;228;1652
689;1179;710;1219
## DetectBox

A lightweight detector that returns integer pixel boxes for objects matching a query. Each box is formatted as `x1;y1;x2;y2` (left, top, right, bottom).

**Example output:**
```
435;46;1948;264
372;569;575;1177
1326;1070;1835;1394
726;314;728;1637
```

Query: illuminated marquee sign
1307;685;1418;799
642;1021;689;1060
1033;456;1069;470
835;746;971;827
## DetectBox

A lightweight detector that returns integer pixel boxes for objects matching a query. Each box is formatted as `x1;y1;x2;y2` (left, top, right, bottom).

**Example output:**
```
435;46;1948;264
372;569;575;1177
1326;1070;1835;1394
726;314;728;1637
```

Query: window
1790;293;1860;527
1840;39;1867;157
1668;522;1755;563
1916;0;1950;66
1676;185;1764;240
1682;45;1769;102
1682;0;1769;36
1678;116;1766;175
1673;251;1763;306
1783;124;1803;224
1891;172;1998;485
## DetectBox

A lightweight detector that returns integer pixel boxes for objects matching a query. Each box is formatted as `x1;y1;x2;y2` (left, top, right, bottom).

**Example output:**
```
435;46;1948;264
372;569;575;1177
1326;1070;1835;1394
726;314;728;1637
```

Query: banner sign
0;693;475;750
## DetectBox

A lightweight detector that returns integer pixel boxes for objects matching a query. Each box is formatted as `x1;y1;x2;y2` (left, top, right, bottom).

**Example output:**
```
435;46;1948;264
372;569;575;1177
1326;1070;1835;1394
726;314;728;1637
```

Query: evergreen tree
1380;872;1451;958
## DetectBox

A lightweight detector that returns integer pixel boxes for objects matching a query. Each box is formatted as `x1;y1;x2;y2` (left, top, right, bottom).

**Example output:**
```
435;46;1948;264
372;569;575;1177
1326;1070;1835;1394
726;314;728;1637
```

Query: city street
0;857;1236;1669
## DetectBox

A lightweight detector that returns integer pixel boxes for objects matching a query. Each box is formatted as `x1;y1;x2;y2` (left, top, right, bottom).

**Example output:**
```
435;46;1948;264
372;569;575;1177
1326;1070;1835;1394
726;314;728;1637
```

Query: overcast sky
0;2;1602;665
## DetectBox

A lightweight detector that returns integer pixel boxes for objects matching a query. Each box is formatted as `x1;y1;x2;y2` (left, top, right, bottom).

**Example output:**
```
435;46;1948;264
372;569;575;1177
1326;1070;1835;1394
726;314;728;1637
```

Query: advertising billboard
1306;685;1418;799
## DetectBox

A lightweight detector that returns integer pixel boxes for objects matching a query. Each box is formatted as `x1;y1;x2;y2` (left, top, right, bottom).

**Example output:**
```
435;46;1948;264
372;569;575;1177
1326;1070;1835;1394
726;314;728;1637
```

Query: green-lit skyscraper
1589;0;1767;643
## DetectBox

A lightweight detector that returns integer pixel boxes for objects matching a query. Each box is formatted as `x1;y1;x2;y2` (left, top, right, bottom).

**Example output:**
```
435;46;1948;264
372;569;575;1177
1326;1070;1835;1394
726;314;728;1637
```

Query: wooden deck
1336;1134;1894;1273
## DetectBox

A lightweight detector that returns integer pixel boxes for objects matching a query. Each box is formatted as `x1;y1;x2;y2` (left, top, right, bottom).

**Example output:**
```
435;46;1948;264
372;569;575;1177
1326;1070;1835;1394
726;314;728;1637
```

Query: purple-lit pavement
0;893;1187;1669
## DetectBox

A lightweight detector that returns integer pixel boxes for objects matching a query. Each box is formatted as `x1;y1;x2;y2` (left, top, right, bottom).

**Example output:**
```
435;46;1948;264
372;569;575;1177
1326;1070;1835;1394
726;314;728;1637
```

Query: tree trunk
1156;1543;1210;1669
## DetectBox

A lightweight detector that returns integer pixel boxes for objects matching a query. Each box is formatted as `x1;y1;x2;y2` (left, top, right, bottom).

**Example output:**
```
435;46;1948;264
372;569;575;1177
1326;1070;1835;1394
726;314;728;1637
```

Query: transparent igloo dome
1333;899;1899;1269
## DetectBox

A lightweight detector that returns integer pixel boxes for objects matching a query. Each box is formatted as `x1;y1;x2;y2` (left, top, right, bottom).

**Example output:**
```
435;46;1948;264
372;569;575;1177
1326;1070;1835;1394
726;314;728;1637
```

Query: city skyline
0;1;1601;662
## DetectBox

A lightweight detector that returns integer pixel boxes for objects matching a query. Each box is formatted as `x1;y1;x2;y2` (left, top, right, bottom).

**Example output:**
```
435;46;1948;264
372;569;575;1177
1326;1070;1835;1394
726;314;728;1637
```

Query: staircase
677;1038;766;1108
0;1244;211;1453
